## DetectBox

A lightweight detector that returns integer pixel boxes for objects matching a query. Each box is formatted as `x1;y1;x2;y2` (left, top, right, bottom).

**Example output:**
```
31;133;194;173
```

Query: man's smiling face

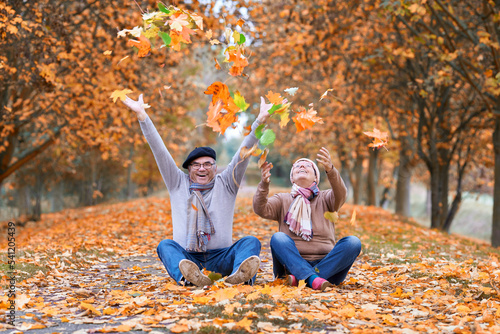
188;156;217;184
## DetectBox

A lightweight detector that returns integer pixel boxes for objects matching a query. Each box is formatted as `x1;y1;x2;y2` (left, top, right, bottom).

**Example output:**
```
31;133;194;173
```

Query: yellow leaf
235;317;252;332
382;314;397;326
456;305;471;315
193;296;211;304
338;304;356;318
103;50;112;55
80;302;101;316
324;211;338;223
246;291;261;301
103;307;117;315
110;89;133;103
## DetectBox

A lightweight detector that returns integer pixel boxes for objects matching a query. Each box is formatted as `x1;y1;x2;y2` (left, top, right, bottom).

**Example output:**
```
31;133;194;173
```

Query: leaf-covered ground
1;190;500;333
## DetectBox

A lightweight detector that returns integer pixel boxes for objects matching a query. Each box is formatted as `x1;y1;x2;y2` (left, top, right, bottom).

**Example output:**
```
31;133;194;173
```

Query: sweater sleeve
253;181;283;221
219;119;260;193
325;167;348;212
139;116;185;191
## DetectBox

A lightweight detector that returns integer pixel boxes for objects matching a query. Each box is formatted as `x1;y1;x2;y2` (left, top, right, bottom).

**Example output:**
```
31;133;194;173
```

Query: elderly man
253;148;361;291
124;94;271;286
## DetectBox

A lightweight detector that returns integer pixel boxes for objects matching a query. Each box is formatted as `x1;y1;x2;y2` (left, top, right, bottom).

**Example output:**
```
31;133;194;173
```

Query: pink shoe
287;275;298;287
311;277;333;291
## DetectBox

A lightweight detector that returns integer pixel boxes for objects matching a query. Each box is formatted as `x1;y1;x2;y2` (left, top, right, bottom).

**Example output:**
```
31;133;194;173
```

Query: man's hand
316;147;334;173
260;161;273;184
123;94;148;121
257;96;272;123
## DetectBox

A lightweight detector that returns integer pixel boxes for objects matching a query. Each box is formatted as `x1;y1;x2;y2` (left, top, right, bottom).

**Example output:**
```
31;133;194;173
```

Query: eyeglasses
293;162;313;169
190;162;215;170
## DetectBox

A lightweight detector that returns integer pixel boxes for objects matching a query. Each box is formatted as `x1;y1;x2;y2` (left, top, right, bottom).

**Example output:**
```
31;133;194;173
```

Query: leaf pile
1;194;500;333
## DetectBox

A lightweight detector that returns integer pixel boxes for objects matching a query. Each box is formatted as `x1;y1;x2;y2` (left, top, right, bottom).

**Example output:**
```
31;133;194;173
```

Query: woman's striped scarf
284;182;319;241
186;181;216;252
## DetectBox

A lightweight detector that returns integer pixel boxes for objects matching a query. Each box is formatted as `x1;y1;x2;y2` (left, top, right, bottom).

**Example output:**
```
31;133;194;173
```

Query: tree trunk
340;160;351;197
429;162;450;229
353;155;364;205
443;191;461;233
395;149;412;216
380;165;398;209
493;115;500;247
367;149;379;206
31;170;42;221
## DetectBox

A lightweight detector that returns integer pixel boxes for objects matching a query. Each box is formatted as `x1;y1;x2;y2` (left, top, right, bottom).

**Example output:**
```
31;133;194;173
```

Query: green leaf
129;292;143;297
233;91;249;112
158;31;171;46
255;124;266;139
158;3;170;14
208;272;222;282
268;104;282;114
238;33;246;45
259;129;276;146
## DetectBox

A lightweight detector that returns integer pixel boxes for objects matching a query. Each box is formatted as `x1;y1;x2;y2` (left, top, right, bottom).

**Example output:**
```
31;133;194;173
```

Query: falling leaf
110;89;133;103
168;13;190;32
103;50;112;56
117;55;129;65
233;91;249;111
258;148;269;168
239;144;258;160
214;57;221;70
117;26;143;38
324;211;339;223
320;88;335;101
266;91;283;105
191;203;198;211
350;210;357;225
320;88;345;103
259;129;276;146
363;128;389;150
190;12;204;30
236;18;245;27
284;87;299;96
292;106;324;133
158;31;171;47
127;35;151;57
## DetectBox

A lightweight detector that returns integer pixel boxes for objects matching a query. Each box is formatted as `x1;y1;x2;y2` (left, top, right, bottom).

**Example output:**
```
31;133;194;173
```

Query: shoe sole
225;256;260;285
288;275;298;287
179;259;212;287
320;280;333;291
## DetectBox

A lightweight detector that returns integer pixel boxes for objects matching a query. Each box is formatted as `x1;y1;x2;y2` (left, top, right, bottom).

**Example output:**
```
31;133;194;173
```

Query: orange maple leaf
363;128;389;150
169;31;183;51
266;91;283;105
214;57;221;70
226;48;249;76
204;82;240;134
292;106;324;133
127;35;151;58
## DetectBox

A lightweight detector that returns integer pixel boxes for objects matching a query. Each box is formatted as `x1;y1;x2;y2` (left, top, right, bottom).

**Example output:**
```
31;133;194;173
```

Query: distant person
253;148;361;291
123;94;271;286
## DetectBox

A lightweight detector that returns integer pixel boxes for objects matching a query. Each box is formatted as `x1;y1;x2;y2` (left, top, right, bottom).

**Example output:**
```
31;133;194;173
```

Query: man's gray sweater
139;116;260;250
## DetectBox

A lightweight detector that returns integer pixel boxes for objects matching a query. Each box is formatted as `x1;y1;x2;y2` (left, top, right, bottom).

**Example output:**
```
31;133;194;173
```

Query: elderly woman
253;147;361;291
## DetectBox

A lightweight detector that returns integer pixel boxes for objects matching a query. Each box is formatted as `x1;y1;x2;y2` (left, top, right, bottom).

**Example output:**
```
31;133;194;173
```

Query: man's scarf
186;181;216;252
284;182;319;241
